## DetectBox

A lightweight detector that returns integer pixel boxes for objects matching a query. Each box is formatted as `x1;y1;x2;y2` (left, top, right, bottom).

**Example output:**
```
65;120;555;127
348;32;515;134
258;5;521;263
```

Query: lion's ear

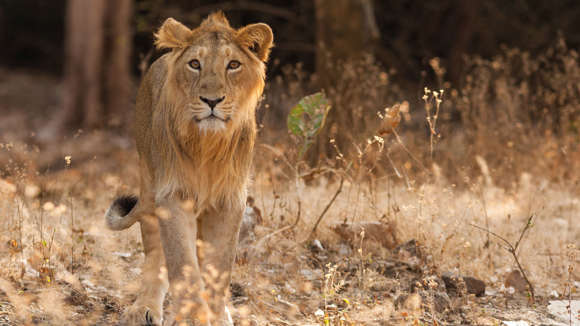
154;18;192;50
236;23;274;62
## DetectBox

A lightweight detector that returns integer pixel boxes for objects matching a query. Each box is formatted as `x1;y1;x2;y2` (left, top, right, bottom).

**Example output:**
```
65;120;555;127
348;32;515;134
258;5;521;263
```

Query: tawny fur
105;12;273;326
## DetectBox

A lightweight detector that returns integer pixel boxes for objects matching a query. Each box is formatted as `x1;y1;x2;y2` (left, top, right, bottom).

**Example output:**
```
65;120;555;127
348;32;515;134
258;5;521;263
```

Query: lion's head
142;12;273;208
154;12;273;132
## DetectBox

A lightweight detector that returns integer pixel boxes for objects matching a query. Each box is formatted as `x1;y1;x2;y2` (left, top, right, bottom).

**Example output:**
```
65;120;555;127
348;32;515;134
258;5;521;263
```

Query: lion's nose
200;96;225;109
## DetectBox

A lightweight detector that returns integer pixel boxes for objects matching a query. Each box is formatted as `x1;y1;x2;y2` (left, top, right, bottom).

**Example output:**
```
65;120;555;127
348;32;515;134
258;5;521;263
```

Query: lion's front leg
121;214;169;326
197;205;244;326
157;199;212;325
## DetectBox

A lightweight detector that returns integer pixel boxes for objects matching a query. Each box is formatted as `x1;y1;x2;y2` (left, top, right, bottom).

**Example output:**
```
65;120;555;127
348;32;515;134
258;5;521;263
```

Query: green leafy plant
287;92;331;160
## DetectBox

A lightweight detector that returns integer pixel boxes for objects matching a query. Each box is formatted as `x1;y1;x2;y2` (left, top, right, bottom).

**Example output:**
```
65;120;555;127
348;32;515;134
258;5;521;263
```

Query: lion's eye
227;60;241;70
188;59;201;70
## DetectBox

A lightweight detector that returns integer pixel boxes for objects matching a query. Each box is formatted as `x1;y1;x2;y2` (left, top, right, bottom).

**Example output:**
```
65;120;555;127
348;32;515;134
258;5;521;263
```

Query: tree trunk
314;0;369;86
43;0;132;140
447;0;479;85
311;0;379;164
106;0;133;127
82;0;106;128
60;0;89;130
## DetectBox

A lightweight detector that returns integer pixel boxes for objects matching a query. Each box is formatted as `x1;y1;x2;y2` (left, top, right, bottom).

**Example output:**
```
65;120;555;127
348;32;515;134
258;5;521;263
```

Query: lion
104;12;273;325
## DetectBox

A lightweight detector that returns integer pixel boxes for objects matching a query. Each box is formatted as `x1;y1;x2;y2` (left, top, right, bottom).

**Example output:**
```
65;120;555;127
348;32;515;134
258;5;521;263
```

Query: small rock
331;221;398;249
417;275;451;312
394;239;421;257
230;282;246;304
442;272;486;297
312;239;324;251
504;270;528;293
432;291;451;312
307;239;325;254
463;276;486;296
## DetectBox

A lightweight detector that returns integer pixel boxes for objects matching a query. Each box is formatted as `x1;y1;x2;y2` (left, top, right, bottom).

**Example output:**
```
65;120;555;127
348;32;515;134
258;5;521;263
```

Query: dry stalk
392;129;429;172
65;156;75;272
422;87;444;160
17;200;24;278
357;229;365;289
309;176;344;238
565;243;576;326
252;199;302;250
476;186;492;269
470;214;536;303
293;199;301;228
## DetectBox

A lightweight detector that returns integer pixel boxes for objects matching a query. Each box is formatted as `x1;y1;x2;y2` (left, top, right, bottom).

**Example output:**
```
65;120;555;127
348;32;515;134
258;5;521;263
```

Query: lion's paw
120;304;162;326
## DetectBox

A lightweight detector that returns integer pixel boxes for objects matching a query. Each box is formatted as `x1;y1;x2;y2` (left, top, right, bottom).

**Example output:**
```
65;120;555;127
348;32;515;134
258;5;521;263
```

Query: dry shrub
262;39;580;187
457;36;580;135
261;55;402;165
312;55;402;162
405;37;580;187
260;62;312;137
458;38;578;173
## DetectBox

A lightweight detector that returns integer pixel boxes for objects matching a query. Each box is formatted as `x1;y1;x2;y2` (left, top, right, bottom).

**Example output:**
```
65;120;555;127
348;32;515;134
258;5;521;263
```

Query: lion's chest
156;126;255;209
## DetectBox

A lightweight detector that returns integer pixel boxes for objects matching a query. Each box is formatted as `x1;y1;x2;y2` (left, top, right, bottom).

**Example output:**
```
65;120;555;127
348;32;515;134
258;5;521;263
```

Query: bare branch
514;214;535;252
469;223;512;250
470;217;536;303
392;130;429;172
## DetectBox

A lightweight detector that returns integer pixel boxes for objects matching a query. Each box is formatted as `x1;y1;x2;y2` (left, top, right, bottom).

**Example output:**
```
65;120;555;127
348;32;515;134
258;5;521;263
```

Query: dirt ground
0;69;578;325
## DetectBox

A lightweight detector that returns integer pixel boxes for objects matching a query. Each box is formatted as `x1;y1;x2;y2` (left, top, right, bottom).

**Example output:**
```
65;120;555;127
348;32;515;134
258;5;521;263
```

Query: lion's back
134;55;169;166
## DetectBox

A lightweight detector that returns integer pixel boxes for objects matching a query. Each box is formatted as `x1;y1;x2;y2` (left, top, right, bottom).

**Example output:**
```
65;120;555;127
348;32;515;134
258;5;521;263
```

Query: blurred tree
310;0;381;163
314;0;379;85
44;0;133;137
2;0;577;142
445;0;480;85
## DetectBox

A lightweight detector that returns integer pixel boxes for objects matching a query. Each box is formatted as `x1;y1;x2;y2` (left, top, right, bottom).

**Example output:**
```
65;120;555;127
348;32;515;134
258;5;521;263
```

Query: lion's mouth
194;113;231;122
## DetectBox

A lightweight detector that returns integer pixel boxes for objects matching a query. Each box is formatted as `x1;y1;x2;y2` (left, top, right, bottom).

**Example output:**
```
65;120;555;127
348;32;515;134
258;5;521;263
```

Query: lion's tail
105;195;142;230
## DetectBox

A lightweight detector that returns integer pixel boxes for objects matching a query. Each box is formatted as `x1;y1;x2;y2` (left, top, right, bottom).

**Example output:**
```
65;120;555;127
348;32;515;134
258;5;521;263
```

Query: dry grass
0;40;579;325
0;145;578;325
